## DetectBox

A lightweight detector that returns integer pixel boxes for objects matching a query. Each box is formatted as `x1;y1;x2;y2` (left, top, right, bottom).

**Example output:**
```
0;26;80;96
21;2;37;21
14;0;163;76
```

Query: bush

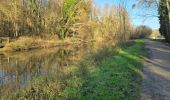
130;25;152;39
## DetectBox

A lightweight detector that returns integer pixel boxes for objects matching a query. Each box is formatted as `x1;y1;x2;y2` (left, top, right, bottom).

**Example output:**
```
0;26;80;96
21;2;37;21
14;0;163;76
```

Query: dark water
0;45;93;96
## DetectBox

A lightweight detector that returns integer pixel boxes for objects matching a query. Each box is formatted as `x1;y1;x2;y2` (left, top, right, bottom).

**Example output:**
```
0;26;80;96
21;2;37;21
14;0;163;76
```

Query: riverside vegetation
0;0;131;51
0;0;152;51
0;40;145;99
0;0;150;99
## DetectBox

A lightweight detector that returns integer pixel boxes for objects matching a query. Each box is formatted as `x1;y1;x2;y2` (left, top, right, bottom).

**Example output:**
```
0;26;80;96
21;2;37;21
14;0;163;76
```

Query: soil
141;39;170;100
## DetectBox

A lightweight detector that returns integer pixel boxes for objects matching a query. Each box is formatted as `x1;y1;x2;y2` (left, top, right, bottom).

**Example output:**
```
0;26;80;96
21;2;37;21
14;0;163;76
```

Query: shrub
131;25;152;39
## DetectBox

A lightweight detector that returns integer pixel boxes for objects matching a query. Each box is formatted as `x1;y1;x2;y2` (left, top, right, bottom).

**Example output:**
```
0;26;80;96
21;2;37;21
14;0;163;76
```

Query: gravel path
141;39;170;100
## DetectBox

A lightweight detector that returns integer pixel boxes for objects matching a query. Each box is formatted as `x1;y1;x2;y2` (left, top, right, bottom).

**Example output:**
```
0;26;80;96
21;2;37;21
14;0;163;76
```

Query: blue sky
94;0;160;29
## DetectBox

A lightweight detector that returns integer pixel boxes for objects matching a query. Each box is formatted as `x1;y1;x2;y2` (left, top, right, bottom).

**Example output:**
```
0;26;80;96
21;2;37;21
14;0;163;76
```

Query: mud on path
141;39;170;100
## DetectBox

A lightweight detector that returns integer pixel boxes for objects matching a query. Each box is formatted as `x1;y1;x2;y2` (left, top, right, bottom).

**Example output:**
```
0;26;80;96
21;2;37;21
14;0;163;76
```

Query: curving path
141;39;170;100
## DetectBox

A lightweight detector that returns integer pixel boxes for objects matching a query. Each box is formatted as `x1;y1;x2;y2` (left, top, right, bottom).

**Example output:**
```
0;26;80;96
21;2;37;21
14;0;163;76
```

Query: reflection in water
0;45;92;97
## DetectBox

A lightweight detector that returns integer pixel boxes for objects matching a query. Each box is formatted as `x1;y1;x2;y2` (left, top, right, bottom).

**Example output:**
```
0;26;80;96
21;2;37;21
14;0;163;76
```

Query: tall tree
159;0;170;42
136;0;170;42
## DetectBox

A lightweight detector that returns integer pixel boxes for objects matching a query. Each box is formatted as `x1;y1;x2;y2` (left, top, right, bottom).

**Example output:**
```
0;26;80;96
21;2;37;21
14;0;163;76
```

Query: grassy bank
3;40;145;99
0;36;88;52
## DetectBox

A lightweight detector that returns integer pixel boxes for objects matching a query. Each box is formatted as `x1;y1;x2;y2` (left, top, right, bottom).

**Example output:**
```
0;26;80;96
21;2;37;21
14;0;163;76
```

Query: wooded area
135;0;170;42
0;0;169;43
0;0;131;41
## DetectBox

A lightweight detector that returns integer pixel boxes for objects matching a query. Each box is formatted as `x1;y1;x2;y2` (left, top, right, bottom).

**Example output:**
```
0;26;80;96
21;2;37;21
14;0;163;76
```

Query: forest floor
141;39;170;100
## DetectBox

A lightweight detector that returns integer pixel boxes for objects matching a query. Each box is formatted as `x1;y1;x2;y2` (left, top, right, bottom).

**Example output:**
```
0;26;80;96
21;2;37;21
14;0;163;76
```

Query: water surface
0;45;93;97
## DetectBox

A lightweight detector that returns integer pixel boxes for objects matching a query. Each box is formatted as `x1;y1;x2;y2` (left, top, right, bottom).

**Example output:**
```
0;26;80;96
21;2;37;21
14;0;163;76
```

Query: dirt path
141;39;170;100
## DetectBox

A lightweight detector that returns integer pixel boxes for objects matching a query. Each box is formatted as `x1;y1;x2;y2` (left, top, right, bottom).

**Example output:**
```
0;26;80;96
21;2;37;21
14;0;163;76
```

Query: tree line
0;0;133;43
138;0;170;42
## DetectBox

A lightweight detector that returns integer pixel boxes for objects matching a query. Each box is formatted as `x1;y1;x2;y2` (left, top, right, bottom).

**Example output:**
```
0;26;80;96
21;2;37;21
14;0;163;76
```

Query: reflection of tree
0;45;92;97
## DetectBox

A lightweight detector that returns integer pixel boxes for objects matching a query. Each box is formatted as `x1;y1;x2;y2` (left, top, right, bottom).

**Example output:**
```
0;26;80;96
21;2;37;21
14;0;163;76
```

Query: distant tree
131;25;152;39
135;0;170;42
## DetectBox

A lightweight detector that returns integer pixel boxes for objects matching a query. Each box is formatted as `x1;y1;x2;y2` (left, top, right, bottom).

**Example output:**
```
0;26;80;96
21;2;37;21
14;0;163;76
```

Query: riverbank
0;36;93;52
4;40;145;99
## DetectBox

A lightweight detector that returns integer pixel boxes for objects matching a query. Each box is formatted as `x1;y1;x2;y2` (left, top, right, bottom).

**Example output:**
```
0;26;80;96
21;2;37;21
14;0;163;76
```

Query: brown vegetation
0;0;132;51
130;25;152;39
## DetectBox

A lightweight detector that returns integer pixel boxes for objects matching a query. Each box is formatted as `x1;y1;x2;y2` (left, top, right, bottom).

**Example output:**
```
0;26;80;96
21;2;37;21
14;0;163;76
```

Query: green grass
76;40;145;100
4;40;145;99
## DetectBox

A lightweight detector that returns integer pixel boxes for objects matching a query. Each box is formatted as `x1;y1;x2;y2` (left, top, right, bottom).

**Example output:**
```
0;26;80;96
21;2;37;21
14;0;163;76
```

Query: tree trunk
166;0;170;42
